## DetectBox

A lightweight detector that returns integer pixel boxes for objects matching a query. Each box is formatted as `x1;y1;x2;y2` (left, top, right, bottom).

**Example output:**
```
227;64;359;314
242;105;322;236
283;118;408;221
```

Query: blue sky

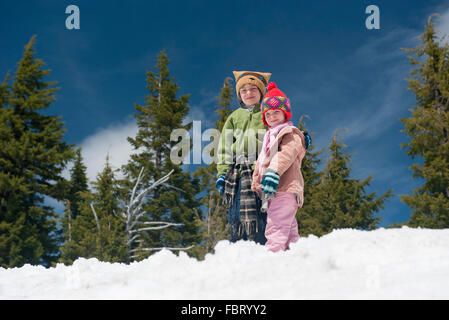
2;0;449;227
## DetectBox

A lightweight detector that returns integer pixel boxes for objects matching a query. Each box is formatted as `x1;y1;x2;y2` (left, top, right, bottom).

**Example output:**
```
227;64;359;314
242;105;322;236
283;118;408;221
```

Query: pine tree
0;73;9;108
60;155;127;264
297;130;392;236
58;148;89;262
0;36;74;268
322;130;392;233
400;15;449;228
193;77;233;258
91;155;127;262
122;51;202;259
59;188;98;264
214;77;234;132
67;148;89;219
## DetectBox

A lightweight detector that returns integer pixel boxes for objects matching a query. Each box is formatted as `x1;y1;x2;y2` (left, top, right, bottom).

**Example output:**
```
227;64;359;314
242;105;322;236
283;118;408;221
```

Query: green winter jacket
216;105;268;177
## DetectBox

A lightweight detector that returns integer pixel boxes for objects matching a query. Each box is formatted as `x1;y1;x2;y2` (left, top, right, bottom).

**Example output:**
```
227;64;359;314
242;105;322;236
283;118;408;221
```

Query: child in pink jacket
251;82;306;252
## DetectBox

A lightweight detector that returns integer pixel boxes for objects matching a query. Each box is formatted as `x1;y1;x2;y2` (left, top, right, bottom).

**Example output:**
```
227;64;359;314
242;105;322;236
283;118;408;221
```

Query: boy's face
239;84;261;107
265;109;286;127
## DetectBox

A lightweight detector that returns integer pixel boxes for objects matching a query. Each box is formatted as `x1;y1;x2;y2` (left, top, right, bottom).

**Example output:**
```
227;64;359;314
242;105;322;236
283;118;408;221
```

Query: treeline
297;16;449;235
1;17;448;268
0;37;205;268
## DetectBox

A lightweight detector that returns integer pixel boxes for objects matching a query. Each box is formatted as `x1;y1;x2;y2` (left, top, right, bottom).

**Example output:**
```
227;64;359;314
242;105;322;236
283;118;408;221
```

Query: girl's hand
260;169;280;194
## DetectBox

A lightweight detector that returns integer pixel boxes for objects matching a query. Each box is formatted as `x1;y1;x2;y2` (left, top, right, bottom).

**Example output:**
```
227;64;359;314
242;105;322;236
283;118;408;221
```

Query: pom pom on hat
267;82;277;91
261;82;292;126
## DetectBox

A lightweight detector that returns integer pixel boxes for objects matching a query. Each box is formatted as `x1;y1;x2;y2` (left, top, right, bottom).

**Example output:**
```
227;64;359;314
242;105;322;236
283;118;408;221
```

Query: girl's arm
268;132;304;176
251;159;260;190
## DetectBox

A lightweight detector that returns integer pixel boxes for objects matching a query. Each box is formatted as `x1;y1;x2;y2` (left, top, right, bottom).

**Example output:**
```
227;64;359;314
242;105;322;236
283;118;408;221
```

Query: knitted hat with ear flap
261;82;292;126
233;71;271;100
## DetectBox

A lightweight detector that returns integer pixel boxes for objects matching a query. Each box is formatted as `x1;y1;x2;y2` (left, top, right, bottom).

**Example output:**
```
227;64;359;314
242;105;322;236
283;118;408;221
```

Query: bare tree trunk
90;203;101;234
122;168;194;261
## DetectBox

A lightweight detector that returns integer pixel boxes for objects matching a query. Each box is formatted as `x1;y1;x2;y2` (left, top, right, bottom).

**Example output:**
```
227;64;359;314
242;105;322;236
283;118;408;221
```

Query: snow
1;227;449;299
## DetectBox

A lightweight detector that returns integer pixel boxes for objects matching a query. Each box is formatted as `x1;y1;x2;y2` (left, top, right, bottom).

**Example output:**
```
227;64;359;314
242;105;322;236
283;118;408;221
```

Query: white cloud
184;105;212;128
64;119;138;184
184;88;221;129
353;27;418;64
66;100;217;185
340;71;409;143
341;8;449;145
435;7;449;39
327;26;419;145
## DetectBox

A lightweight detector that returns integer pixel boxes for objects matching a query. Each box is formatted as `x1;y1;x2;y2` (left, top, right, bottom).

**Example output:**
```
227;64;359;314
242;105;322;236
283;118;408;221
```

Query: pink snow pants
265;193;300;252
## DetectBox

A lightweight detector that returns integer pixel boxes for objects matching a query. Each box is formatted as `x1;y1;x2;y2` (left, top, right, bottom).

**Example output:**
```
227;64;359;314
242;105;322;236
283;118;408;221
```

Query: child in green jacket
215;70;271;244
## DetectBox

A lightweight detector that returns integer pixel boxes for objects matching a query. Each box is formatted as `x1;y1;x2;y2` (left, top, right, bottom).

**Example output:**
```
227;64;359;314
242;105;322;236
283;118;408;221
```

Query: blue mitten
260;169;280;194
215;174;226;194
303;131;312;150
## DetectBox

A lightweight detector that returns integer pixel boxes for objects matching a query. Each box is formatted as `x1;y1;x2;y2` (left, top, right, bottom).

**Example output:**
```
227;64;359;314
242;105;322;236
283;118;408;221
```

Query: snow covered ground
1;227;449;300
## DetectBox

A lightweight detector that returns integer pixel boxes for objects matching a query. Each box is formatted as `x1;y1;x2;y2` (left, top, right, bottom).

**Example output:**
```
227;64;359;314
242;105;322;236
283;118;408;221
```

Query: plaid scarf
222;159;259;238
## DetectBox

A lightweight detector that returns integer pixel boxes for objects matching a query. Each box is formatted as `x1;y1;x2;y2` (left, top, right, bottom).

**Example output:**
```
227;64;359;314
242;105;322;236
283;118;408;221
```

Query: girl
251;82;307;252
215;70;271;244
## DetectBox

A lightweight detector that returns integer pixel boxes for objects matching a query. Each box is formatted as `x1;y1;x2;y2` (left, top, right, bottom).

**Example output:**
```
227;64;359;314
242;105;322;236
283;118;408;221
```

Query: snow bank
1;227;449;299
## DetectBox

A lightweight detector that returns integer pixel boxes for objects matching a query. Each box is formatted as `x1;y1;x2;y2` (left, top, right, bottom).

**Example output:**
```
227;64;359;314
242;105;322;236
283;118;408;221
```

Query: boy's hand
260;169;280;194
215;174;226;194
252;183;262;194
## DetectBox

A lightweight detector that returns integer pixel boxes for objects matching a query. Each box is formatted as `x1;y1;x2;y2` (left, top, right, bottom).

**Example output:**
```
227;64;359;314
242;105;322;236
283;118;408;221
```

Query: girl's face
265;109;286;127
239;84;261;107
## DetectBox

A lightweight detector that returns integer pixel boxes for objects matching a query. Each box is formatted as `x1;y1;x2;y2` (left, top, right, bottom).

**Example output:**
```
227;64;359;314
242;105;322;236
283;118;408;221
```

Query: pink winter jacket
251;126;306;207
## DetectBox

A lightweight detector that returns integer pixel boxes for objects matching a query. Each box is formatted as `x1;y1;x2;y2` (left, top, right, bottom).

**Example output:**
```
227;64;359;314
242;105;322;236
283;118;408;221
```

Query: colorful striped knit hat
261;82;292;126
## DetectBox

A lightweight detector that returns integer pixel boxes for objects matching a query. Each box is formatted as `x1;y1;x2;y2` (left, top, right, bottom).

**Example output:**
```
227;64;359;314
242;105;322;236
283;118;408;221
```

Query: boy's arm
268;132;304;176
216;115;234;177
